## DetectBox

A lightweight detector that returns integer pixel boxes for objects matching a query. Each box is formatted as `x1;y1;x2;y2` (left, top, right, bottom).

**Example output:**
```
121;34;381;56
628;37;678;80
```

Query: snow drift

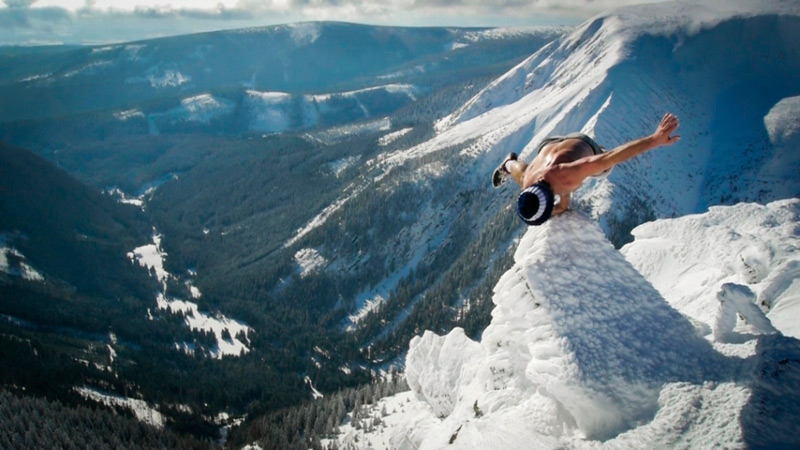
396;203;800;449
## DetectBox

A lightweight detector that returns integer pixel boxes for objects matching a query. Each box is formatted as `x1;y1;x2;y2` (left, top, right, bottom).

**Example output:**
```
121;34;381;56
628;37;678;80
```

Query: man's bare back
522;139;595;188
494;113;681;225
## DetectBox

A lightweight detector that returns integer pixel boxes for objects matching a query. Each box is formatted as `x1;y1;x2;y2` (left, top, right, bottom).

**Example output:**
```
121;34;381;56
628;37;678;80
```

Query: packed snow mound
623;199;800;339
394;209;800;449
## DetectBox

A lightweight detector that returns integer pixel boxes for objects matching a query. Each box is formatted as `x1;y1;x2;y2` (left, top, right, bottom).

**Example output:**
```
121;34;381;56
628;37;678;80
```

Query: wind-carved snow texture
403;213;728;445
623;199;800;339
713;283;777;343
393;209;800;449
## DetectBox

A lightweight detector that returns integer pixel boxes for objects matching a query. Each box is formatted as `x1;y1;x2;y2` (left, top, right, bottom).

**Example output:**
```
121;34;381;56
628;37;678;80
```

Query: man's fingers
662;113;679;130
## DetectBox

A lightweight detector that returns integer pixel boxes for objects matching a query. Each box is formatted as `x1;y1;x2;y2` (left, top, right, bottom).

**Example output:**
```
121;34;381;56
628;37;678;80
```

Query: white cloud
0;0;670;45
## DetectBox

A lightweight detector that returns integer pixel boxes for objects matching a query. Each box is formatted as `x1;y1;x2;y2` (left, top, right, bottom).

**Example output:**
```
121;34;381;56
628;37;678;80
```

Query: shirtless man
492;113;681;225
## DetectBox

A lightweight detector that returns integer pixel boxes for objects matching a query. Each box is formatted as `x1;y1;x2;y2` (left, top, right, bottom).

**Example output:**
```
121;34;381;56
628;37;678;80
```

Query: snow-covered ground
323;391;428;450
129;232;252;358
75;386;165;429
378;127;413;147
331;201;800;449
128;233;171;288
170;94;234;124
244;90;293;133
294;248;327;278
0;243;44;282
327;155;362;177
245;85;413;134
311;118;392;145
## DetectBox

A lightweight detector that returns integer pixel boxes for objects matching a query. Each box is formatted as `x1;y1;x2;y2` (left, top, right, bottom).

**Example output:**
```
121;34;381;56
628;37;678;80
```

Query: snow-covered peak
445;0;798;129
376;0;800;231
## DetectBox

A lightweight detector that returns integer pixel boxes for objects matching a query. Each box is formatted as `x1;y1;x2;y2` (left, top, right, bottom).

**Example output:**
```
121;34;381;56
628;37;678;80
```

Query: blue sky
0;0;666;45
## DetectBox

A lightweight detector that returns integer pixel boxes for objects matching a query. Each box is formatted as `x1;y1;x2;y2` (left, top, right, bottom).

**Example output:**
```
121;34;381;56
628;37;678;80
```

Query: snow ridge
379;0;800;231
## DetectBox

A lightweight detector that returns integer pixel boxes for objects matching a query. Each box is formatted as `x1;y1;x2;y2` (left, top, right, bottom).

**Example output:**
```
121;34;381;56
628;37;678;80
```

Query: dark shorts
535;132;611;177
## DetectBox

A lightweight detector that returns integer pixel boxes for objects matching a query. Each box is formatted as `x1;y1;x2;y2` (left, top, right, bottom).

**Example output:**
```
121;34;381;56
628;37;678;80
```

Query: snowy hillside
374;0;800;243
328;200;800;449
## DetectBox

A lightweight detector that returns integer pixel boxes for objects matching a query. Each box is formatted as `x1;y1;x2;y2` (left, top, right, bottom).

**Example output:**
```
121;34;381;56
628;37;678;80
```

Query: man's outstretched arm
553;113;680;186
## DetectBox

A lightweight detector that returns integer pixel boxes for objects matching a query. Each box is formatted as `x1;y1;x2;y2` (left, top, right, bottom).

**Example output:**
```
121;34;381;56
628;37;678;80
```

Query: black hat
517;181;554;226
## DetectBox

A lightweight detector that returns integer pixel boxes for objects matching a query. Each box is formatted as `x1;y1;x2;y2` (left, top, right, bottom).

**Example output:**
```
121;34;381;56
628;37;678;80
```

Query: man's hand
652;112;680;147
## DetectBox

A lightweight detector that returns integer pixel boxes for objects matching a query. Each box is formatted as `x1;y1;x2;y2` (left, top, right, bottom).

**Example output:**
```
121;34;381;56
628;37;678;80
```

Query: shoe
492;152;518;188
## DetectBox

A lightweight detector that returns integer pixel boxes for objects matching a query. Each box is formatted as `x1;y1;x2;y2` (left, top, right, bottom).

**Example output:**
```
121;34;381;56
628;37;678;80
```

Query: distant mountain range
0;22;564;123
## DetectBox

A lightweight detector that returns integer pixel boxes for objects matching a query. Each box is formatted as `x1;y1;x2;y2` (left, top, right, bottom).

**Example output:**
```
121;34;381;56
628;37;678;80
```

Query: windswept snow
373;208;799;449
172;94;234;124
245;90;293;133
312;118;392;145
147;70;190;88
114;109;145;121
62;60;112;78
623;199;800;339
461;27;570;43
327;156;361;176
246;86;413;133
287;22;322;46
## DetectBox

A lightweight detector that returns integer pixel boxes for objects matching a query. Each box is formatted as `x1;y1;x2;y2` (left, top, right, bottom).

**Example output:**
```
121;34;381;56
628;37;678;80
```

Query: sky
0;0;669;46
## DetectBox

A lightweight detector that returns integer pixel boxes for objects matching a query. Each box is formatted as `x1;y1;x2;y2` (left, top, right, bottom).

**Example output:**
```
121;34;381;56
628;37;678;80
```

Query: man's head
517;181;554;226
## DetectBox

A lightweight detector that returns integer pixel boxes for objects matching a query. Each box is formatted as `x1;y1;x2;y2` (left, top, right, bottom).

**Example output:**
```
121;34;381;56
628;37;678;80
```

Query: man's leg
506;159;528;187
492;152;522;187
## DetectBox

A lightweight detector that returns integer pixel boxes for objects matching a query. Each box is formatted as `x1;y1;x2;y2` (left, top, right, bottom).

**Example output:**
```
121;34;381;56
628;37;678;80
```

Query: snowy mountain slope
327;202;800;449
268;0;800;365
373;0;800;243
